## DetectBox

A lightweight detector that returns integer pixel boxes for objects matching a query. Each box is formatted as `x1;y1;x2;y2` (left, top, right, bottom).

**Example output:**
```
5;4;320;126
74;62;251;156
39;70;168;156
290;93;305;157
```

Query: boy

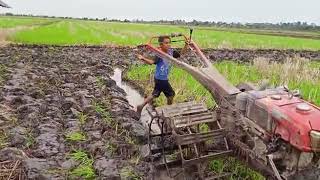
136;36;181;116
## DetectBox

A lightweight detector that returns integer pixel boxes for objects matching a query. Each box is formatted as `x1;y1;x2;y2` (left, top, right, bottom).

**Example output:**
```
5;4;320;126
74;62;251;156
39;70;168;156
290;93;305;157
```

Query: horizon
2;13;319;27
1;0;319;25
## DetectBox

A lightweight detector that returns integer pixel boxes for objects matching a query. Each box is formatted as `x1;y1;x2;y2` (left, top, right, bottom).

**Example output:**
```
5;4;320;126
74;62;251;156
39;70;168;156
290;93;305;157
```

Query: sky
1;0;319;25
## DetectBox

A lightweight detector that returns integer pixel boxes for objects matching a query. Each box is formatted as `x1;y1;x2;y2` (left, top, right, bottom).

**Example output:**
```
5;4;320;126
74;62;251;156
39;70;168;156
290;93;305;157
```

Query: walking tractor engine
236;86;320;177
138;29;320;180
237;87;320;151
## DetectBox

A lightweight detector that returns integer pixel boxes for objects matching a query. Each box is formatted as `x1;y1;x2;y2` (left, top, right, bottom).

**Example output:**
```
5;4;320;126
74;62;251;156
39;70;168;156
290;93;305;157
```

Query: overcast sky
1;0;319;25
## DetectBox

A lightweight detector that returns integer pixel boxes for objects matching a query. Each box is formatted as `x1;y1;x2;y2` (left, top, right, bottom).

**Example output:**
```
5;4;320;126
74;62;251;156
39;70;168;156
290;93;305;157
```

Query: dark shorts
152;78;175;98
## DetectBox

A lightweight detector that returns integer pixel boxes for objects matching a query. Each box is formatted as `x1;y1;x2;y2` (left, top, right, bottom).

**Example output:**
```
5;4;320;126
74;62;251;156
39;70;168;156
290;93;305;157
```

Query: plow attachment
147;101;232;179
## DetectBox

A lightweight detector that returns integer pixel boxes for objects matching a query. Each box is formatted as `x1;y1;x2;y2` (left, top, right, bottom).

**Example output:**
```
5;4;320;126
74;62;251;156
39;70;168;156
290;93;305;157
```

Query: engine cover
238;88;320;152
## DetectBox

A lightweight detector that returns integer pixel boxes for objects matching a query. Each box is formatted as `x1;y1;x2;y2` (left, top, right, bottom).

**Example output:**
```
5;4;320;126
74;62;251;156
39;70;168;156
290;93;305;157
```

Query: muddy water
111;68;190;179
111;68;145;109
111;68;161;134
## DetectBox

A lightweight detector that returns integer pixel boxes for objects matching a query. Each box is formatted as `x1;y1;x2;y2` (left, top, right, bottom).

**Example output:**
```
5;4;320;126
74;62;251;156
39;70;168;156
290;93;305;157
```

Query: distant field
197;26;320;40
0;16;54;28
2;16;320;50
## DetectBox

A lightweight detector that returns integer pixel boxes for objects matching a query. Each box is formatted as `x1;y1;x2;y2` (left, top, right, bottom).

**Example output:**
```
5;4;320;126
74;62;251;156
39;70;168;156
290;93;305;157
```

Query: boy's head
158;36;171;52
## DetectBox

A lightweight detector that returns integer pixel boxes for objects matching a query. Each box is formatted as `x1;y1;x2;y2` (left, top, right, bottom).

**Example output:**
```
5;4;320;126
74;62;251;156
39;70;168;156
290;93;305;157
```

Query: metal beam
0;0;10;8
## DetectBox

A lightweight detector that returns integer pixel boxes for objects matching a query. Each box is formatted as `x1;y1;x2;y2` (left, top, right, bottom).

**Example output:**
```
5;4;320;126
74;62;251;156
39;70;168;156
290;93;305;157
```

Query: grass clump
106;141;117;155
66;131;87;142
252;57;320;105
92;101;114;126
96;76;106;88
25;131;35;148
209;158;264;180
68;150;96;179
69;165;96;179
120;166;141;180
77;112;88;125
0;130;8;148
0;64;9;86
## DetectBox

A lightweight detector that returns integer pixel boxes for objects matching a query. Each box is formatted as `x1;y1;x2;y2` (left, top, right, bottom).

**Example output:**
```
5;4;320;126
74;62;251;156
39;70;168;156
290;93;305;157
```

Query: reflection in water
111;68;185;179
111;68;145;109
111;68;160;133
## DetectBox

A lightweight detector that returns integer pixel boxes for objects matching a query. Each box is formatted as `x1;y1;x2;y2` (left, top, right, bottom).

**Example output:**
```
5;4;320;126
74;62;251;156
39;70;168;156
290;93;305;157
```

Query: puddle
111;68;160;133
111;68;161;134
111;68;186;179
111;68;145;109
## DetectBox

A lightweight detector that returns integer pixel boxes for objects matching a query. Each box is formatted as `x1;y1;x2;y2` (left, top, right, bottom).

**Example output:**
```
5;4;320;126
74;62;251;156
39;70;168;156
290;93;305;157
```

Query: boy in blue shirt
136;36;181;116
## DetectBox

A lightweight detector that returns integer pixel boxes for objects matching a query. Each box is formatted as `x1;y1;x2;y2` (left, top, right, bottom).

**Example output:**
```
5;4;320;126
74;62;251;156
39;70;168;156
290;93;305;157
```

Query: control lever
189;28;194;40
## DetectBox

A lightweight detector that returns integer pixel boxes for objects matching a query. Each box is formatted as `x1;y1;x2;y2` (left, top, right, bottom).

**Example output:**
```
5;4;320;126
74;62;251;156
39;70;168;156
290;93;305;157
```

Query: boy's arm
136;54;156;65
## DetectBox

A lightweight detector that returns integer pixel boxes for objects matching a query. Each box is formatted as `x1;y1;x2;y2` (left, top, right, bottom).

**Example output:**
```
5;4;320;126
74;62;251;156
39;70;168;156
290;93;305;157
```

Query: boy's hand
136;54;154;65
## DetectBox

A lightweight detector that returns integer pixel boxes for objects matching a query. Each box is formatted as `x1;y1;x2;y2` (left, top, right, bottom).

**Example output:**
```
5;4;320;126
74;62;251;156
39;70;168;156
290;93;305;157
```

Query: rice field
126;58;320;107
1;15;320;180
1;16;320;49
0;16;54;28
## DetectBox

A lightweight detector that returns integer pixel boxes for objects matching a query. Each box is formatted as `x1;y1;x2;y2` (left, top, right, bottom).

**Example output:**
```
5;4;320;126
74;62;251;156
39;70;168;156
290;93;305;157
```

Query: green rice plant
66;131;87;142
68;150;96;179
77;112;88;125
120;166;141;180
25;131;35;148
4;16;320;50
69;150;90;162
106;141;117;155
129;155;141;166
0;130;8;148
92;101;113;125
69;165;96;179
0;64;9;86
0;16;54;28
127;59;320;107
209;158;264;180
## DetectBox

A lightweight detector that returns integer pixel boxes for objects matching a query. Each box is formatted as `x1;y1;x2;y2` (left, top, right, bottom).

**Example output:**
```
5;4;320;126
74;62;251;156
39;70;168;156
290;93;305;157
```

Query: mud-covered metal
146;101;231;179
0;0;10;8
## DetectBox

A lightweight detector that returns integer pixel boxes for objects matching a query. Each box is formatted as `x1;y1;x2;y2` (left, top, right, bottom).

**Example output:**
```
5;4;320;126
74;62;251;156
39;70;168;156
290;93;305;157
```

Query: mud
0;45;150;179
3;44;319;63
0;44;319;179
203;48;320;62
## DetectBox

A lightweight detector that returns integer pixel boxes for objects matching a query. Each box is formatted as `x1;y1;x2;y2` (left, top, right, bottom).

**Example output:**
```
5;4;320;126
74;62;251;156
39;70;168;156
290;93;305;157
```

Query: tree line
2;13;319;31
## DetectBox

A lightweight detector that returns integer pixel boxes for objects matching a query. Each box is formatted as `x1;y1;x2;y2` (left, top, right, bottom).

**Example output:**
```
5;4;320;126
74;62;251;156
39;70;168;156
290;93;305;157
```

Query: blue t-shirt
154;49;175;80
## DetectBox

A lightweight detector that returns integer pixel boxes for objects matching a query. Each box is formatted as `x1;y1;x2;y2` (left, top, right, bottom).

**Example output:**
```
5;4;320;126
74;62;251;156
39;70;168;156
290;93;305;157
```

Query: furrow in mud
0;45;150;179
2;44;320;62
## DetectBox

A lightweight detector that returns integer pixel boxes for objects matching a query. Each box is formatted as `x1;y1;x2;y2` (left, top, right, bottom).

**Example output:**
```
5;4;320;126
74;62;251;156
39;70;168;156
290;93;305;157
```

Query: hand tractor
138;29;320;180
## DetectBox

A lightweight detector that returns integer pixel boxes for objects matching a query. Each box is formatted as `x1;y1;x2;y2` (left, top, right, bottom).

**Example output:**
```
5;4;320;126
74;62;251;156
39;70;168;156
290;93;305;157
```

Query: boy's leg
163;81;175;105
136;95;154;115
137;79;161;116
167;96;174;105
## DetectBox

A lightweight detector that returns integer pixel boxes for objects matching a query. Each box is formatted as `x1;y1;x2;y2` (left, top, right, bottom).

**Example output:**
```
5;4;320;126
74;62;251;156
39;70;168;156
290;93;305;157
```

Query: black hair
158;36;171;44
